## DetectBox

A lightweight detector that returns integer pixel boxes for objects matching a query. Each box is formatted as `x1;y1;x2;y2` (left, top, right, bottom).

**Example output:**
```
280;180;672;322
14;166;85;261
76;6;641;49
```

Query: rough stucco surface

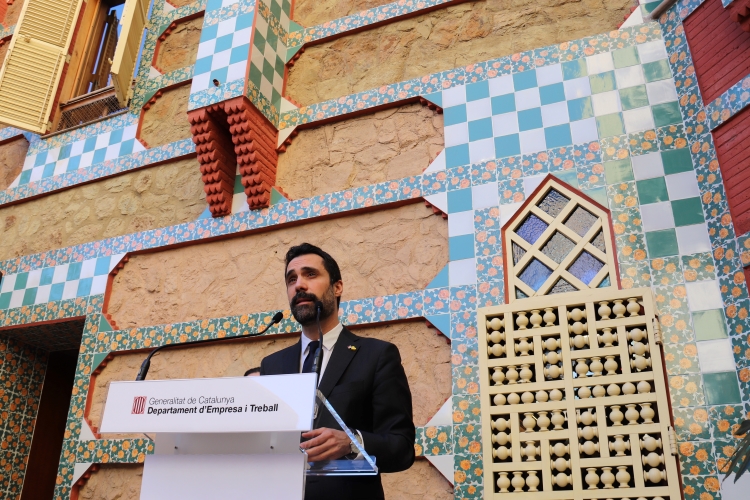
277;104;443;200
155;15;204;73
293;0;393;27
287;0;633;105
0;157;206;261
2;0;25;27
138;84;192;148
0;44;8;73
77;465;142;500
87;322;451;497
108;203;448;328
0;135;28;191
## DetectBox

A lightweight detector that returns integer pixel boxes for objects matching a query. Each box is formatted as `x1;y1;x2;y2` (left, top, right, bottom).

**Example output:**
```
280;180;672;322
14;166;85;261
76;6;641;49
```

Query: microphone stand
311;301;325;386
135;311;284;381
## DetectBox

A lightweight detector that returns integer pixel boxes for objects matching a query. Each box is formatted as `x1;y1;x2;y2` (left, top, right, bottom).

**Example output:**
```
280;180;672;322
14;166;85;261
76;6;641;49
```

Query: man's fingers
301;428;324;439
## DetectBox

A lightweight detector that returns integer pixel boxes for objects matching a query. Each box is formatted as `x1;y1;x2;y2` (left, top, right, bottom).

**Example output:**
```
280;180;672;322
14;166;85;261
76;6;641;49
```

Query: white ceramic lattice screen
504;177;618;302
477;288;681;499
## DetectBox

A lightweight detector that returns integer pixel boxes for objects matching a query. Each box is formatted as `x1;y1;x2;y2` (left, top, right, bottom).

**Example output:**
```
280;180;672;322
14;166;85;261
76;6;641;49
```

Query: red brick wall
684;0;750;103
713;105;750;235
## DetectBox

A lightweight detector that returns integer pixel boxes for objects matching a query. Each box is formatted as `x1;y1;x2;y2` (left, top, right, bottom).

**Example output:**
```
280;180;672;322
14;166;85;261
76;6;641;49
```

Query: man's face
286;254;342;326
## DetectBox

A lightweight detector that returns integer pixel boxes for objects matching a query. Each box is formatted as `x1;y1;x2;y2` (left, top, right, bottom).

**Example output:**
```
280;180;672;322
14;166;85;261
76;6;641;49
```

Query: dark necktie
302;340;320;373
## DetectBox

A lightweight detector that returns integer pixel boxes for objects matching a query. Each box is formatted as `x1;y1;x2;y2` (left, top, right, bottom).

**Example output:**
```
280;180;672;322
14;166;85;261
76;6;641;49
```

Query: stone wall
107;203;448;328
287;0;634;105
76;465;142;500
277;103;443;200
293;0;392;27
85;321;451;497
0;157;206;261
0;134;27;191
2;0;25;27
138;83;192;148
154;15;204;73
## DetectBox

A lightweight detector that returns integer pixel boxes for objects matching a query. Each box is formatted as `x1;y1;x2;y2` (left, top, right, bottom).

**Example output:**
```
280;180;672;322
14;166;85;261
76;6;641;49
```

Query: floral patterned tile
669;373;705;407
454;454;484;486
650;256;684;286
664;342;700;374
678;441;716;476
682;252;716;282
673;406;711;441
681;475;722;500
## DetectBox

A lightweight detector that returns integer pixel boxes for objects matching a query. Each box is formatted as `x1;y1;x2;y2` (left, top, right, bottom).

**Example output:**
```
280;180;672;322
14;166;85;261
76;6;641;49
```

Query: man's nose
294;278;307;293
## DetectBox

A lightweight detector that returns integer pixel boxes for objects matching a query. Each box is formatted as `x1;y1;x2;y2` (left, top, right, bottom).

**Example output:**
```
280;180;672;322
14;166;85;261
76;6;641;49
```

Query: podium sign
100;373;316;433
101;374;317;500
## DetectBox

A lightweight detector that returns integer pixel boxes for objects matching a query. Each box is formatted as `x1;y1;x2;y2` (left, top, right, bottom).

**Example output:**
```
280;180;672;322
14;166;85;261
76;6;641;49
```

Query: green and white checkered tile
249;2;286;113
0;255;125;310
440;40;680;169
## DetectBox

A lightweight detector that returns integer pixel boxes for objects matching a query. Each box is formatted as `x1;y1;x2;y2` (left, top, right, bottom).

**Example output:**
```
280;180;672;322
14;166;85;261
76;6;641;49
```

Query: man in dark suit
259;243;415;500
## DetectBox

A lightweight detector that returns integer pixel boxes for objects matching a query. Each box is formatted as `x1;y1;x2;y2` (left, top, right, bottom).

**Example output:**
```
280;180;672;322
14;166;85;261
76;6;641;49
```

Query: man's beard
290;287;337;326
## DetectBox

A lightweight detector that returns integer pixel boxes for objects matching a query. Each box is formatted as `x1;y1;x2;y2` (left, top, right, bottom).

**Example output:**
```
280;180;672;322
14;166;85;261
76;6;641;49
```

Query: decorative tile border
0;138;195;206
704;73;750;130
0;23;14;39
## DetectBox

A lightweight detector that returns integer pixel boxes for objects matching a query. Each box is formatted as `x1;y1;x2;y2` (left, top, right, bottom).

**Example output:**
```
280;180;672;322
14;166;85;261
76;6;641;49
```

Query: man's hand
300;428;352;462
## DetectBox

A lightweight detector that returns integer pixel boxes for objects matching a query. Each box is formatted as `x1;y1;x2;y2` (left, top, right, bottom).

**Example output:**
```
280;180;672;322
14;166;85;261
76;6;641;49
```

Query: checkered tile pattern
441;40;679;169
0;255;124;310
249;2;286;112
190;11;254;95
267;0;292;32
10;125;145;188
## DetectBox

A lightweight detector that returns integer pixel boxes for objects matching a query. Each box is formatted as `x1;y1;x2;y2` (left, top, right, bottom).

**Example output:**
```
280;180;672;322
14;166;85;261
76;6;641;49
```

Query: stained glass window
512;242;526;265
598;275;611;288
564;206;597;236
516;214;548;244
541;232;576;264
519;259;553;291
538;189;569;218
549;278;577;294
568;251;604;285
592;230;606;253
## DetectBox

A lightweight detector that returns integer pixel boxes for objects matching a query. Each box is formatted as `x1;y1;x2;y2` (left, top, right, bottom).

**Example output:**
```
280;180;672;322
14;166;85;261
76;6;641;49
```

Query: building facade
0;0;747;498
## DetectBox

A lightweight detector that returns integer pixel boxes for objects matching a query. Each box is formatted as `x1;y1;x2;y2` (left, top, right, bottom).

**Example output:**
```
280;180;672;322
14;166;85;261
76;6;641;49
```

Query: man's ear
333;280;343;300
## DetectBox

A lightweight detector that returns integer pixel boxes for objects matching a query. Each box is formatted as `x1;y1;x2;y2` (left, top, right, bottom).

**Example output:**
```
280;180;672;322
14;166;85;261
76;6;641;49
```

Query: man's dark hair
244;367;260;376
285;243;342;285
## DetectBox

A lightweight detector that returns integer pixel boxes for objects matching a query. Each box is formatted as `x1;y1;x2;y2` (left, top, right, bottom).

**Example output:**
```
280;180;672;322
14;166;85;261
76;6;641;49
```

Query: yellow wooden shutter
110;0;147;107
0;0;84;133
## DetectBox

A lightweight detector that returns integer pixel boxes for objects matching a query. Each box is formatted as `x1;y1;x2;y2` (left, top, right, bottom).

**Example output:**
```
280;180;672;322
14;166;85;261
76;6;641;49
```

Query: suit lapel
281;339;302;374
318;328;360;398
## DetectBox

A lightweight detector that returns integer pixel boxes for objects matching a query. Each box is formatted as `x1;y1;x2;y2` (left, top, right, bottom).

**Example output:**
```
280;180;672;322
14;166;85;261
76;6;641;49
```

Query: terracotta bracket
187;96;279;216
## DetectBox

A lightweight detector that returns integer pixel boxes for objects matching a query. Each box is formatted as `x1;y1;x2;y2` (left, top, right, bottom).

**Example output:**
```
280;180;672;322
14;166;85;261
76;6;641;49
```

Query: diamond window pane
516;214;548;244
592;230;606;253
549;278;577;294
538;189;570;218
512;242;526;265
564;206;598;236
568;251;605;285
541;232;576;264
519;258;553;291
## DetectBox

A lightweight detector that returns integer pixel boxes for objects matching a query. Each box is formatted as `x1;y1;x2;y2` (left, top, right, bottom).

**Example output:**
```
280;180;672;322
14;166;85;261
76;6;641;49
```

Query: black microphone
135;311;284;381
311;300;325;385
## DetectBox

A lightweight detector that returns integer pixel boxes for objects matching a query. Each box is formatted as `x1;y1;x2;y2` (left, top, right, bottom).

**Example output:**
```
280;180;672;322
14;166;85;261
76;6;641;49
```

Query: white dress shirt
299;322;343;375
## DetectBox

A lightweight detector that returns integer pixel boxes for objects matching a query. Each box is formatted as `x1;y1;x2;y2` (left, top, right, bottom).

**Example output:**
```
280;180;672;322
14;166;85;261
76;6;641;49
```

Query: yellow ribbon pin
348;345;357;351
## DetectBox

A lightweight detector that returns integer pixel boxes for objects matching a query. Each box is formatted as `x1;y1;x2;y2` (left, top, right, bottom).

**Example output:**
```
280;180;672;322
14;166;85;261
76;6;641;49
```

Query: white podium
100;373;376;500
